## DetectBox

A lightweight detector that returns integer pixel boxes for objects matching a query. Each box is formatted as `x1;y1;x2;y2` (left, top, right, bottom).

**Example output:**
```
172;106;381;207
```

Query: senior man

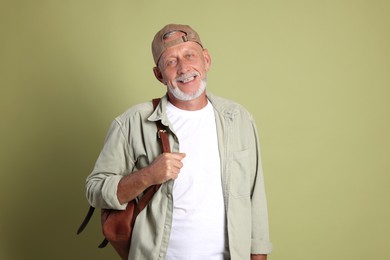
86;24;272;259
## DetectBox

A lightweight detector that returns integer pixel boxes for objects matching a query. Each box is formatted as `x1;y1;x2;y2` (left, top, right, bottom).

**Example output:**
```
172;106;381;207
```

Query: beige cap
152;24;203;65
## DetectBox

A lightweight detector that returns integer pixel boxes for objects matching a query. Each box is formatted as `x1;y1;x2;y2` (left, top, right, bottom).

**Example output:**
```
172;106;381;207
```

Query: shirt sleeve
85;118;135;210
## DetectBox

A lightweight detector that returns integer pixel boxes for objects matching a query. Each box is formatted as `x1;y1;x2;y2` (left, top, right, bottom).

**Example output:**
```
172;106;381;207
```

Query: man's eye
167;60;176;66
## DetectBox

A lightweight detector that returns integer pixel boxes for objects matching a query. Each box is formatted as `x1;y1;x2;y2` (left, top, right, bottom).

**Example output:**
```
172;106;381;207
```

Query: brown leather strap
77;206;95;234
134;98;169;214
152;98;171;153
98;238;109;248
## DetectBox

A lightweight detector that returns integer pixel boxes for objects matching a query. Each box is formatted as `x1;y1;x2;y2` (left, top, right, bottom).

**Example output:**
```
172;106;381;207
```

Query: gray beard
167;78;207;101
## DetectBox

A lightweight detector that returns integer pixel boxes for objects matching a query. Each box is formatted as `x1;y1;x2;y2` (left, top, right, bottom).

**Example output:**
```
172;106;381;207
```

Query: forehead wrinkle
162;42;202;59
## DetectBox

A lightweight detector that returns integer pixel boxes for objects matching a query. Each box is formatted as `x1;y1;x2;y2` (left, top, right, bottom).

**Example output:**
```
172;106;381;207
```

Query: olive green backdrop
1;0;389;259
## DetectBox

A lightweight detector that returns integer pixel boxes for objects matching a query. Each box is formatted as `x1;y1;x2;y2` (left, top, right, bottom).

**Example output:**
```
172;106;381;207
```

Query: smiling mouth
178;76;196;83
176;73;200;84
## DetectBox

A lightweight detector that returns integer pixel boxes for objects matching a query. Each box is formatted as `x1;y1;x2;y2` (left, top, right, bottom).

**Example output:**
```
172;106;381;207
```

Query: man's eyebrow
161;54;176;61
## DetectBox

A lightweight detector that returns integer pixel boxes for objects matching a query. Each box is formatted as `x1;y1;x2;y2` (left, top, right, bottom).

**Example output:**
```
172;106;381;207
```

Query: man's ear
202;49;212;72
153;67;165;84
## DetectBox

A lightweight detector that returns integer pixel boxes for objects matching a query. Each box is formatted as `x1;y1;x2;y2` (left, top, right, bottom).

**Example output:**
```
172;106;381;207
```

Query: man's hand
117;152;185;204
251;254;267;260
146;152;186;184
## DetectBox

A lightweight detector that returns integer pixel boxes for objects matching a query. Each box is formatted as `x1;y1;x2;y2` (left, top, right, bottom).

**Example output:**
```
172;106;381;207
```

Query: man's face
154;33;211;101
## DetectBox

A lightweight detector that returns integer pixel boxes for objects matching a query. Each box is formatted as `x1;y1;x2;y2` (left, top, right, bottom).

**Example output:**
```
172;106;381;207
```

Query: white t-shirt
166;101;227;260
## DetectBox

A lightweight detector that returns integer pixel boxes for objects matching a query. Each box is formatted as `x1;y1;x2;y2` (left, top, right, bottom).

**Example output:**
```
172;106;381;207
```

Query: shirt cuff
251;239;273;255
101;175;127;210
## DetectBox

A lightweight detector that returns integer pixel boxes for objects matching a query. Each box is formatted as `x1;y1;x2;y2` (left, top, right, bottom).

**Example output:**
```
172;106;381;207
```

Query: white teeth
176;73;199;83
182;76;195;83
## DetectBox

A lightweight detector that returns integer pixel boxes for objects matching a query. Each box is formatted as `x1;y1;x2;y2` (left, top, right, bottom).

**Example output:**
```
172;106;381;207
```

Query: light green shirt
86;93;272;259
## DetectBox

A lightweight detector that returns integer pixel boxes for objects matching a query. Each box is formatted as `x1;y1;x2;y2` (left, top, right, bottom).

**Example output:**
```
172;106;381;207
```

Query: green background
1;0;389;259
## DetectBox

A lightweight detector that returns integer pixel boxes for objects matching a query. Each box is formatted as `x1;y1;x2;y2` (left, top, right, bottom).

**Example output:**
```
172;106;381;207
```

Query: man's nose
177;59;191;74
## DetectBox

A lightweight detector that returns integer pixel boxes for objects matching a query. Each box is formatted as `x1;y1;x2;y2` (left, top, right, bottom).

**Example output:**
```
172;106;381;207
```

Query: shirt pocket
229;149;251;198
